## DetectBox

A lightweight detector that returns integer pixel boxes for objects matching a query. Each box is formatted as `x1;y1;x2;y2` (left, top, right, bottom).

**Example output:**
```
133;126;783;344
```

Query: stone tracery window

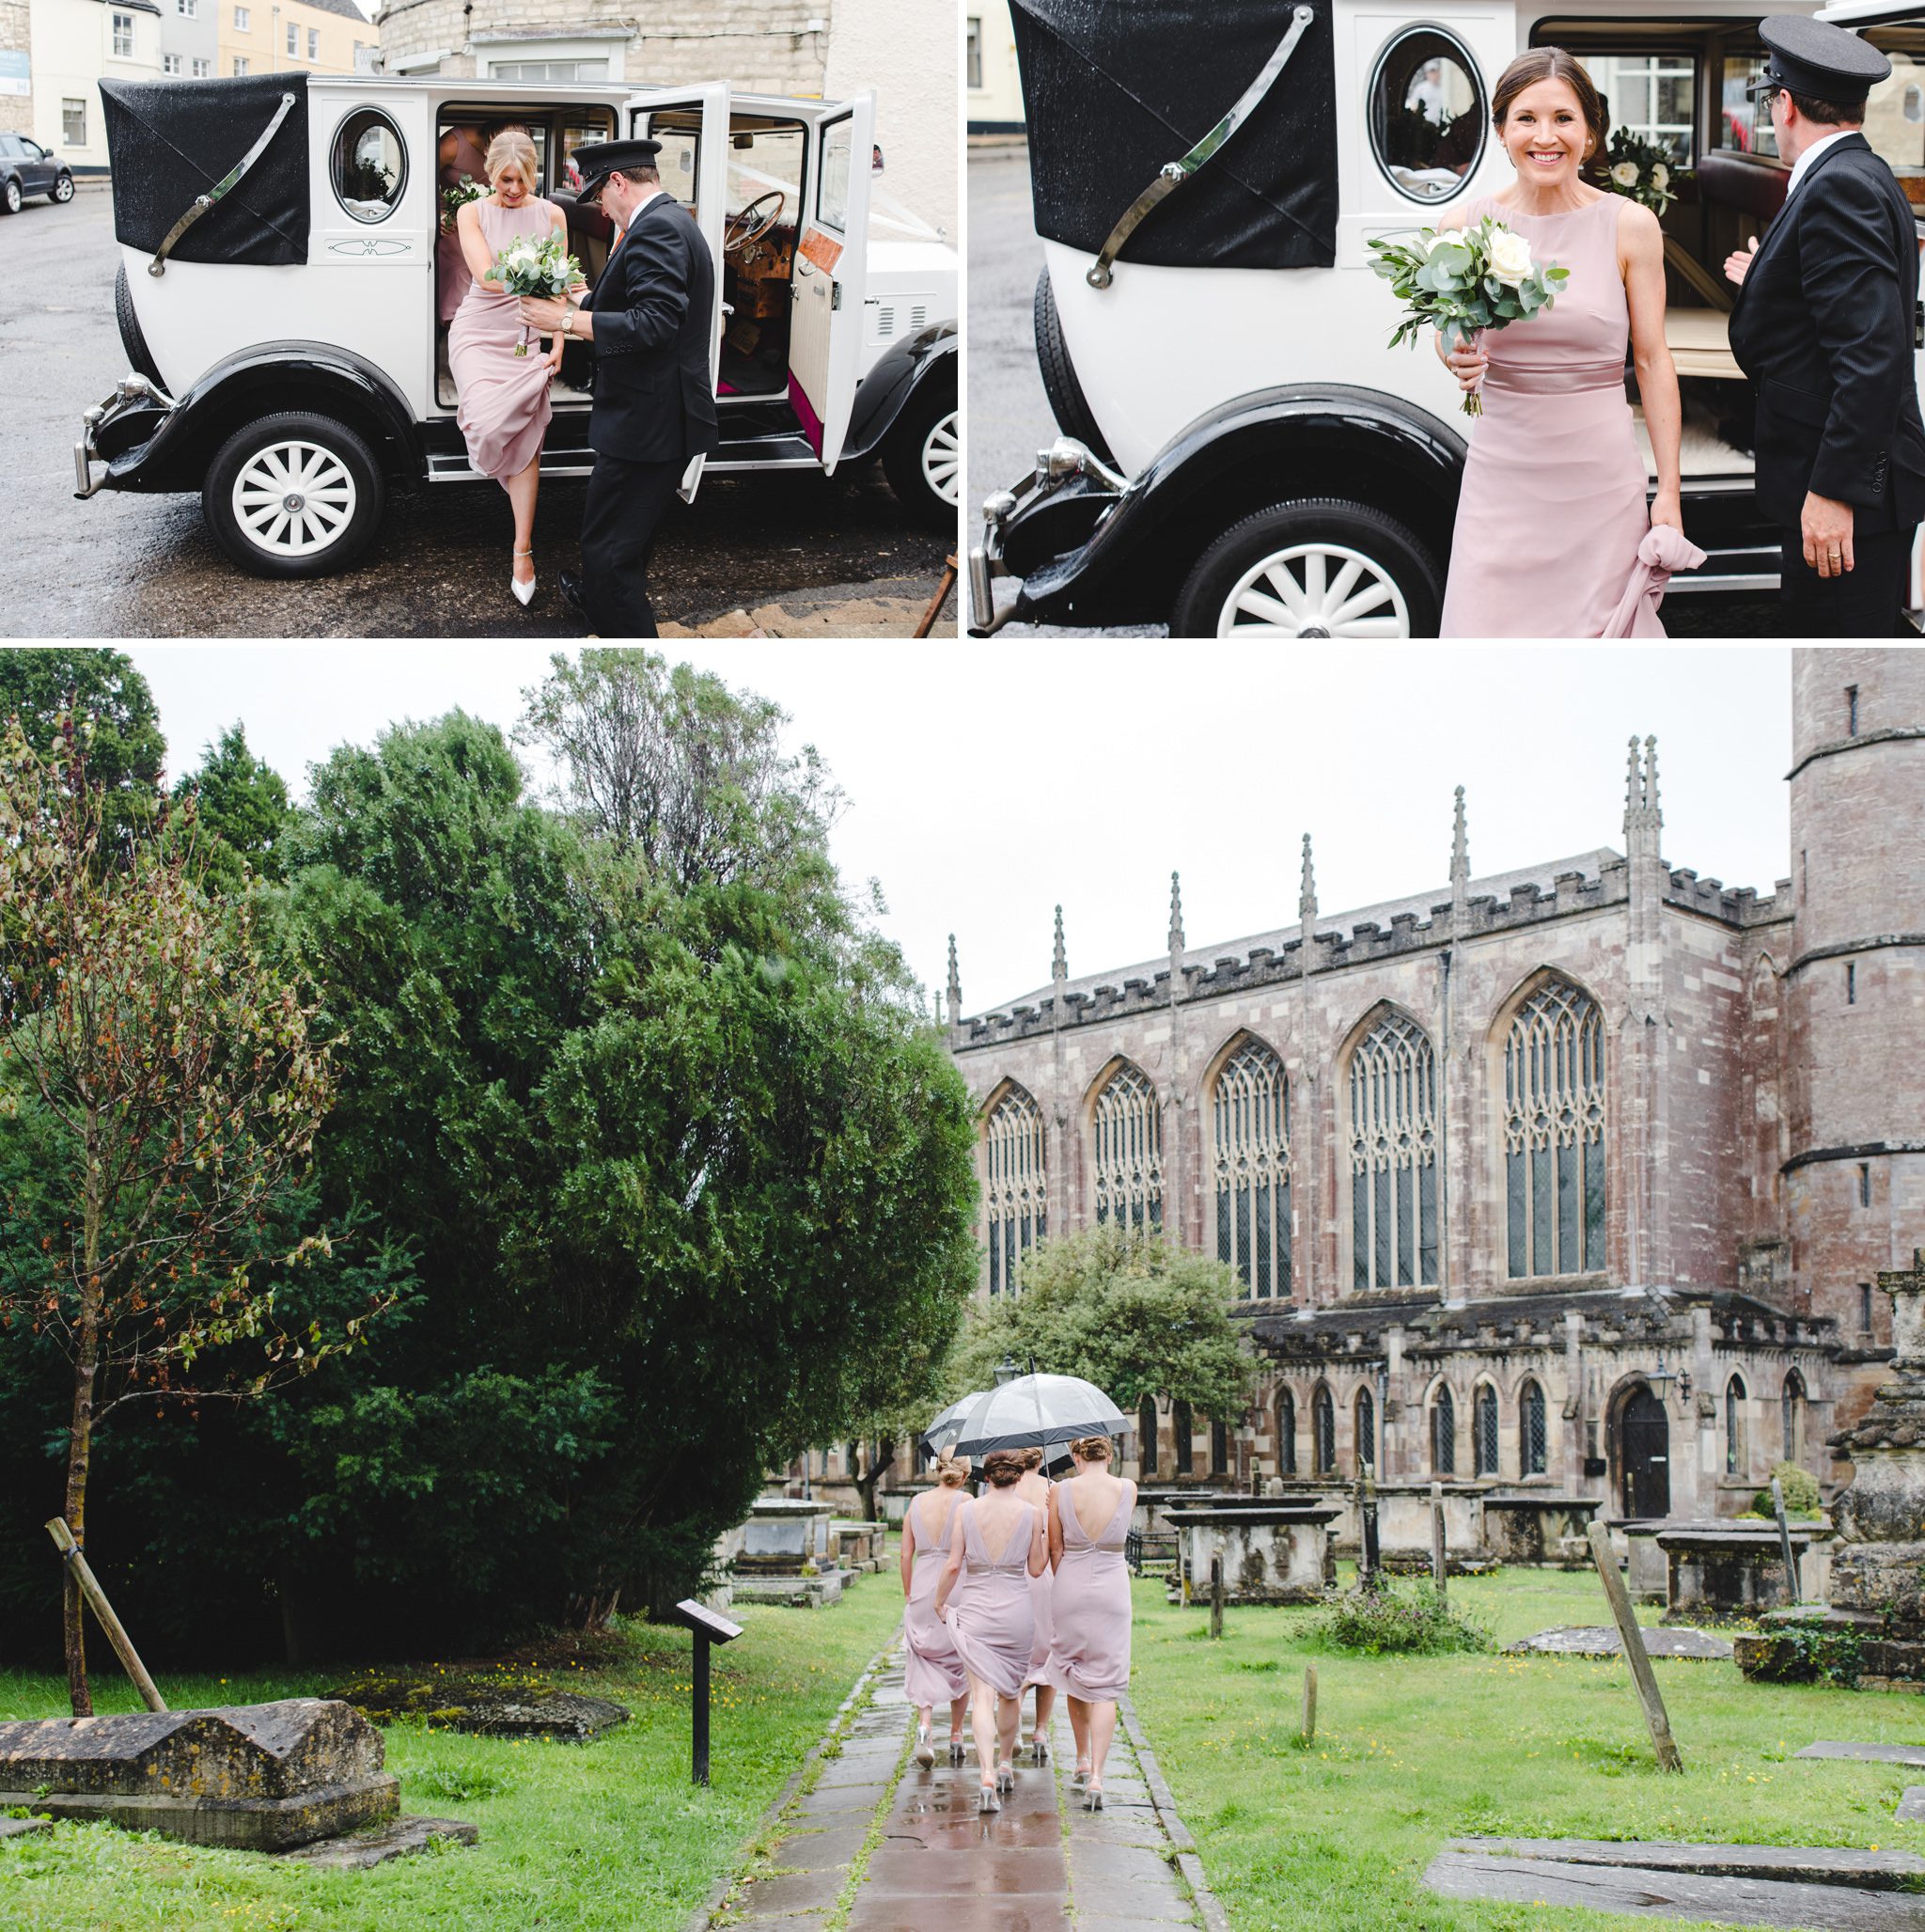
1213;1037;1292;1298
1092;1061;1164;1232
1313;1386;1336;1473
1504;977;1606;1279
1173;1398;1194;1475
985;1084;1047;1296
1348;1011;1440;1291
1726;1374;1746;1477
1431;1384;1456;1474
1782;1369;1807;1463
1355;1387;1375;1474
1474;1384;1499;1476
1138;1396;1158;1477
1521;1379;1547;1476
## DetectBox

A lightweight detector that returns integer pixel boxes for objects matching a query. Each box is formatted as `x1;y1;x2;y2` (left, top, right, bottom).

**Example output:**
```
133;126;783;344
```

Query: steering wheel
724;189;785;254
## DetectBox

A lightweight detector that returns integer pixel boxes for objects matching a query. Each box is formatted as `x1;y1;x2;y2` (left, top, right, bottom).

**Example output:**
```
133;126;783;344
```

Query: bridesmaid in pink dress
449;127;577;605
435;125;487;324
1436;48;1684;636
1015;1447;1056;1763
1046;1437;1135;1810
934;1449;1046;1813
900;1457;971;1768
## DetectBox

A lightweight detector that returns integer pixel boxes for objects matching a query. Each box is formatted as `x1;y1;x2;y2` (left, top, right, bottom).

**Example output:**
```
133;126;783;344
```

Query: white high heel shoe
914;1722;935;1768
511;547;536;607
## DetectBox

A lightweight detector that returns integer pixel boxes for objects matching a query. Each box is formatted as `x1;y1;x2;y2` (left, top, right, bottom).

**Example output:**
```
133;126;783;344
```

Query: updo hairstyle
1489;47;1607;163
934;1453;971;1488
1019;1447;1045;1472
485;126;540;191
1071;1436;1114;1464
980;1450;1027;1487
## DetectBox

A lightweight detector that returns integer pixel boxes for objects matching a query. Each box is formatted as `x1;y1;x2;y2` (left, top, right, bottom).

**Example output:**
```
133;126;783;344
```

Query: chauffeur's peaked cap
571;138;665;195
1752;14;1891;106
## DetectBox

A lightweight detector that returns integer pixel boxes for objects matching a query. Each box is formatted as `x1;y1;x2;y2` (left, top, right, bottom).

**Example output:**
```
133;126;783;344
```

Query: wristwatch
562;306;576;337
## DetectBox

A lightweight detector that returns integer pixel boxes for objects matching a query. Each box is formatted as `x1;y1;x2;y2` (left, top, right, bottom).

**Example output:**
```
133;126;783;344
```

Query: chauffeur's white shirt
1785;129;1855;202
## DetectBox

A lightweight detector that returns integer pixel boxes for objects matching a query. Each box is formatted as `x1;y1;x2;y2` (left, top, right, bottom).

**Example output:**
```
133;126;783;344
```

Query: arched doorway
1620;1387;1670;1517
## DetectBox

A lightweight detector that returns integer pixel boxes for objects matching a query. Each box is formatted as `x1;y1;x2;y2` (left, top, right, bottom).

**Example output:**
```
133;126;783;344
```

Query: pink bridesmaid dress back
448;196;557;483
1439;194;1661;638
947;1498;1038;1699
1047;1477;1135;1702
901;1489;969;1710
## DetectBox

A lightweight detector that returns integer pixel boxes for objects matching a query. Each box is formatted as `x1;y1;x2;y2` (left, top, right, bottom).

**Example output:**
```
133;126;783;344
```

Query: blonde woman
1015;1446;1057;1762
1046;1435;1135;1810
448;127;579;605
900;1454;972;1767
934;1448;1047;1813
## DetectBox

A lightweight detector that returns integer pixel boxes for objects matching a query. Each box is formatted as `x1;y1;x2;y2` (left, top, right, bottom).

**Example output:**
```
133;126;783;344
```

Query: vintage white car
969;0;1925;636
78;71;959;575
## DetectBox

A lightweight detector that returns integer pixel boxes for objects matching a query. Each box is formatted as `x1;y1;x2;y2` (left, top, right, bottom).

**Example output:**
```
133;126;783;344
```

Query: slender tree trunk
64;1140;102;1717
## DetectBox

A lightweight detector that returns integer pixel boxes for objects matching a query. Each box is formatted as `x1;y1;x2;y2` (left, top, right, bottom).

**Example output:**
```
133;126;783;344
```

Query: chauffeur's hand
1803;492;1855;578
1724;236;1759;287
519;294;571;332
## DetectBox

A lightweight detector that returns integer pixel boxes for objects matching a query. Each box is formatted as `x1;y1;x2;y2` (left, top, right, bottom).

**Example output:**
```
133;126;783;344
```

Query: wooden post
1585;1520;1682;1774
1209;1551;1224;1640
44;1519;165;1713
1301;1666;1318;1746
1770;1477;1800;1606
1430;1481;1448;1594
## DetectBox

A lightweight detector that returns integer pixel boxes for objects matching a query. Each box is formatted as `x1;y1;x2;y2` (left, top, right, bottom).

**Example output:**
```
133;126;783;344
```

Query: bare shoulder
1615;196;1663;250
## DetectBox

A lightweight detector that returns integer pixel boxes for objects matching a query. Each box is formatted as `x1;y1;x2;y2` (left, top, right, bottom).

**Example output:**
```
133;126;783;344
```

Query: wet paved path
710;1638;1218;1930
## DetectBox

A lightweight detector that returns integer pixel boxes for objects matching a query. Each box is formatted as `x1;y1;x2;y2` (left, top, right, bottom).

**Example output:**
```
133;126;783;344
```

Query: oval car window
333;109;407;223
1369;29;1484;204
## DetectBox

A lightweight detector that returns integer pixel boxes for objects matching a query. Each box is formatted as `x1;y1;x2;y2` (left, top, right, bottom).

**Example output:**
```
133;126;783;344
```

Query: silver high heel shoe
978;1783;1001;1814
1030;1734;1050;1767
1071;1762;1091;1787
914;1722;934;1768
995;1762;1015;1794
948;1736;966;1765
510;547;536;607
1082;1785;1104;1812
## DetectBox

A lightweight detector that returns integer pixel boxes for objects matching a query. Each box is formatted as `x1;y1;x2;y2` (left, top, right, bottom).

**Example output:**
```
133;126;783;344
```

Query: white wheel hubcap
231;440;356;558
922;410;959;506
1217;541;1412;639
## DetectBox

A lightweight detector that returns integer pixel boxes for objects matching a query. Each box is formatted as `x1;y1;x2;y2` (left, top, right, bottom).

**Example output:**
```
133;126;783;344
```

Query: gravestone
0;1816;51;1841
1657;1523;1827;1623
444;1691;629;1742
1505;1624;1732;1660
732;1499;844;1605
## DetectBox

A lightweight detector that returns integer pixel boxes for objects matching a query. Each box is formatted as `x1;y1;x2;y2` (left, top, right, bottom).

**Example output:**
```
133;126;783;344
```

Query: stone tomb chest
1656;1522;1830;1623
0;1699;398;1850
738;1499;835;1571
1166;1503;1342;1605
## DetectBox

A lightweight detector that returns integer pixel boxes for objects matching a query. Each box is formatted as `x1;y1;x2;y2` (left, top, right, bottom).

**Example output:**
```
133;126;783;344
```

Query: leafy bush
1754;1461;1823;1519
1742;1620;1862;1689
1317;1579;1493;1657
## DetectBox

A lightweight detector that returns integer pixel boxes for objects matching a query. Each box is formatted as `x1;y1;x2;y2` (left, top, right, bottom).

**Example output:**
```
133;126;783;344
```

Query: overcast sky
123;643;1793;1016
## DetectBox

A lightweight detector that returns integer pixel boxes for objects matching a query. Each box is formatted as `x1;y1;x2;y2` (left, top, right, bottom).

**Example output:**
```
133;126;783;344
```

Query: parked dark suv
0;134;75;214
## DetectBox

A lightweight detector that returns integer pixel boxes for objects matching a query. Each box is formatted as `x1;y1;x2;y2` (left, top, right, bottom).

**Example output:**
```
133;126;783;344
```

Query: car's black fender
97;342;424;494
1009;385;1468;629
839;322;956;466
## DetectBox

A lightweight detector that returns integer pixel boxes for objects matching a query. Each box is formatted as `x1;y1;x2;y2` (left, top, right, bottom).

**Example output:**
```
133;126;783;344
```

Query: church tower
1784;649;1925;1345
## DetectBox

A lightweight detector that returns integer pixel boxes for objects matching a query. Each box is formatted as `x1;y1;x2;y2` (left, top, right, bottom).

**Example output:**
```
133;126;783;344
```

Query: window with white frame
307;27;319;59
112;12;135;56
286;22;298;55
178;0;198;17
192;56;211;76
490;60;611;83
232;55;249;73
1213;1037;1291;1299
1503;978;1606;1278
63;99;86;145
967;17;983;89
162;52;182;73
1349;1012;1439;1290
234;5;249;27
1092;1061;1163;1232
984;1085;1046;1296
1576;54;1697;165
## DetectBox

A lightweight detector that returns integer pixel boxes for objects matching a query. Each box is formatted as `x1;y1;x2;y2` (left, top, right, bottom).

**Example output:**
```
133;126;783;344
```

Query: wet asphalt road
2;188;954;638
964;142;1786;640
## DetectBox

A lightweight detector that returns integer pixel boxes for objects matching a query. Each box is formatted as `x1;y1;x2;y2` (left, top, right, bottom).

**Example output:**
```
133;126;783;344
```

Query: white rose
1611;161;1640;188
1651;164;1669;191
1487;228;1534;288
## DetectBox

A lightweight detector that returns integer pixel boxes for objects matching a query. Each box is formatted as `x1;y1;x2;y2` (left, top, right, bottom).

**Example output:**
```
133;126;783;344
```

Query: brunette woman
1046;1435;1135;1809
1015;1445;1057;1762
934;1447;1047;1813
900;1453;971;1767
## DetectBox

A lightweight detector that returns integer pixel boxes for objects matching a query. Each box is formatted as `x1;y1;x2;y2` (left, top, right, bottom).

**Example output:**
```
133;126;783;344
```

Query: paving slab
1427;1848;1925;1928
730;1867;848;1916
1505;1625;1733;1660
767;1824;869;1870
0;1816;51;1841
1450;1838;1925;1888
282;1814;477;1869
1797;1741;1925;1767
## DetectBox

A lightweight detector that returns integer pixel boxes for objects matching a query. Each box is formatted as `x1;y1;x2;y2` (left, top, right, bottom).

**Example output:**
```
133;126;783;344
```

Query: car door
20;137;52;194
788;90;875;472
624;83;728;502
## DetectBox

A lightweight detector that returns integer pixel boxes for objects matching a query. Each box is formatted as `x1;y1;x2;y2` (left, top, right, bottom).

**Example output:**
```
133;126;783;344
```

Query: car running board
149;90;298;277
1087;5;1314;291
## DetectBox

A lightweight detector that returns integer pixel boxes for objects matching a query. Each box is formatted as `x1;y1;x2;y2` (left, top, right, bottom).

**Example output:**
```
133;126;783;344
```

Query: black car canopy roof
100;72;310;267
1011;0;1337;272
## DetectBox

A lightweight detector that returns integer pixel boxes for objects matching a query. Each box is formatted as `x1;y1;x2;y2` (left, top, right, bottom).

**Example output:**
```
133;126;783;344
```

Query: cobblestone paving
709;1640;1219;1930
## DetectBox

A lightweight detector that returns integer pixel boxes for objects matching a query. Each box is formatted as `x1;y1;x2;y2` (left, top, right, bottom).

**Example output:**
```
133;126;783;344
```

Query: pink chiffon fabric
947;1498;1038;1699
1439;196;1659;638
1602;524;1708;636
901;1490;969;1711
449;197;556;483
1047;1478;1135;1702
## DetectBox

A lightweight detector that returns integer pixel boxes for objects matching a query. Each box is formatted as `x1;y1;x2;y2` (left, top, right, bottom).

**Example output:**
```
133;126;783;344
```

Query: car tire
1;178;21;216
1171;497;1445;640
50;171;74;204
880;375;959;526
115;262;166;387
203;412;383;579
1033;267;1116;467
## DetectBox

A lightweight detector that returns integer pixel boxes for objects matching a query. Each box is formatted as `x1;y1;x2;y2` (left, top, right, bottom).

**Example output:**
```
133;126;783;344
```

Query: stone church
942;648;1922;1532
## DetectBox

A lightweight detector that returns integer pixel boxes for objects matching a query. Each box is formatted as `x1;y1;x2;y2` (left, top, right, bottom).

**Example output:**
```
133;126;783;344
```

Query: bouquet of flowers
1602;128;1690;215
440;173;484;235
491;232;587;356
1367;216;1570;416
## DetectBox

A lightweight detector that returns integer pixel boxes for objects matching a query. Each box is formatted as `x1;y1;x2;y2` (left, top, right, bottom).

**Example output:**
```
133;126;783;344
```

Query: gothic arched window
1213;1037;1292;1299
1355;1387;1376;1474
1210;1415;1230;1476
1092;1062;1164;1232
1277;1388;1297;1474
1173;1398;1194;1475
1726;1374;1747;1477
1349;1012;1440;1291
1503;978;1606;1279
985;1085;1047;1296
1521;1379;1547;1476
1782;1369;1807;1464
1138;1396;1158;1478
1474;1385;1499;1476
1312;1386;1337;1473
1432;1384;1456;1474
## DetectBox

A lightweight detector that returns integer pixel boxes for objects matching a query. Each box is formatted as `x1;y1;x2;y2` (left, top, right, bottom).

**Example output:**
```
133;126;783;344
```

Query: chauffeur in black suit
1725;16;1925;636
520;137;720;637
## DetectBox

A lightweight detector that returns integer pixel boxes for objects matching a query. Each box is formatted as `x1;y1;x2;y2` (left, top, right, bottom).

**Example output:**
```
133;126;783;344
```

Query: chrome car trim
968;437;1124;634
149;90;298;277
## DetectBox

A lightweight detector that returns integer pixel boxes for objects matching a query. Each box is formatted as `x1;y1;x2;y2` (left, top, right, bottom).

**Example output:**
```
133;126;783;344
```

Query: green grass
1129;1564;1925;1932
0;1569;905;1931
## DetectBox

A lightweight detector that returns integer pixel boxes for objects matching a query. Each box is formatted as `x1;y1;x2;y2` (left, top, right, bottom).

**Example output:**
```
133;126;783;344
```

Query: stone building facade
943;649;1924;1528
0;0;30;135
